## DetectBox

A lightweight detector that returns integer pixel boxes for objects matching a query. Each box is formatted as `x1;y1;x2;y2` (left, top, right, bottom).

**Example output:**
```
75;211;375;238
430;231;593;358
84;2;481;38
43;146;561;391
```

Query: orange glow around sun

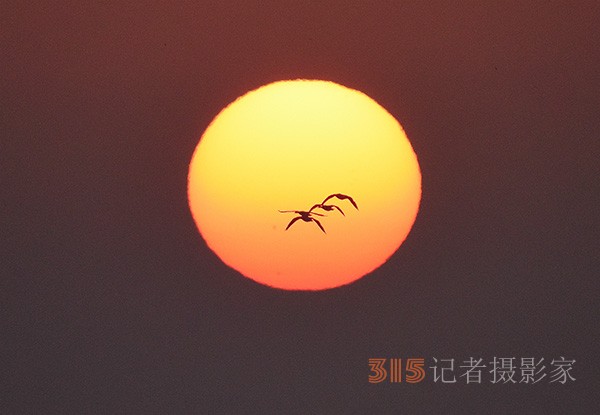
188;80;421;290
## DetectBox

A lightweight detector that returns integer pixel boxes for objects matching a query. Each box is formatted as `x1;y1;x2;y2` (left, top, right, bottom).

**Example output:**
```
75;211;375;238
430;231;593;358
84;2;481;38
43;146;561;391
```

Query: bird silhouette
278;210;327;233
321;193;359;210
309;203;345;216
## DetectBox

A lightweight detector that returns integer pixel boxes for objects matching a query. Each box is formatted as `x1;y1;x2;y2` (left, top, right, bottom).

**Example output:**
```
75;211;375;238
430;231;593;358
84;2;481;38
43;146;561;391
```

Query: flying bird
278;210;327;233
321;193;359;210
309;203;345;216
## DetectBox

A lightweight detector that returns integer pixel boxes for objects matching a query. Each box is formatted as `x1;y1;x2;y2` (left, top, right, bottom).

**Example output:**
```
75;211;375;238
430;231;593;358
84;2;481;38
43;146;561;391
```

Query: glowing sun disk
188;80;421;290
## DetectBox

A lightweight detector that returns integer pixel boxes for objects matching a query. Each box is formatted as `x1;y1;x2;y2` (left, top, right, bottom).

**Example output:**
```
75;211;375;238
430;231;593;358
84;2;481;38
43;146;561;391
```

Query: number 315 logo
368;358;426;383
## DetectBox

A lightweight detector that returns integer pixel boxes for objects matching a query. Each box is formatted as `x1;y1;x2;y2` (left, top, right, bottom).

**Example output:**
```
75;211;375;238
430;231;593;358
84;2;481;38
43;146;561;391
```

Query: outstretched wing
309;204;322;212
285;216;302;230
344;195;358;210
321;194;336;204
311;218;326;233
278;210;298;214
322;193;359;210
331;204;345;216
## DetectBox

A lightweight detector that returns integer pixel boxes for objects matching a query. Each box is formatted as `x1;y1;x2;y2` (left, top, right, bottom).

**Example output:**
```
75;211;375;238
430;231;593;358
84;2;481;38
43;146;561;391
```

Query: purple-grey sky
2;1;598;413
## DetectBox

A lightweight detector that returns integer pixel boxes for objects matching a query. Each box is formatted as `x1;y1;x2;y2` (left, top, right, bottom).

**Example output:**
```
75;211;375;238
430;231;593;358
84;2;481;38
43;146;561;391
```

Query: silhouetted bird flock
279;193;358;233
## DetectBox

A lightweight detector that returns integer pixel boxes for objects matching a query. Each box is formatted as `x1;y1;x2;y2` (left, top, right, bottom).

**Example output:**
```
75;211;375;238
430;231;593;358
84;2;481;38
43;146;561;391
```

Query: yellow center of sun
188;79;421;290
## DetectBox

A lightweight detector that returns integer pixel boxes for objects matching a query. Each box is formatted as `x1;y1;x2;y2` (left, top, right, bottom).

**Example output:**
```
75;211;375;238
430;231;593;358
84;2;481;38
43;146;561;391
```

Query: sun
188;80;421;290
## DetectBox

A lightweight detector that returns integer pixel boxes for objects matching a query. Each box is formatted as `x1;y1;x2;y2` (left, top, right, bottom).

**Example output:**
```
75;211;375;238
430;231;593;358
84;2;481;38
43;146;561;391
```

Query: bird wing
279;210;298;214
321;194;336;204
332;205;345;216
322;193;358;210
312;218;326;233
345;195;359;210
309;204;322;212
346;196;358;210
285;216;302;230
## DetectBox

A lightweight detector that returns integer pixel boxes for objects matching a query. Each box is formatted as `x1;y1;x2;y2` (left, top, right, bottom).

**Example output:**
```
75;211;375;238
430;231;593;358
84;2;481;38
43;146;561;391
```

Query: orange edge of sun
188;79;422;290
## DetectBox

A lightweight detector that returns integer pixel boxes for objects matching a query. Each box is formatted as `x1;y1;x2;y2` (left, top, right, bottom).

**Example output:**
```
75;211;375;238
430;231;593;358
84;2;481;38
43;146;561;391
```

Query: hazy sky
2;1;599;413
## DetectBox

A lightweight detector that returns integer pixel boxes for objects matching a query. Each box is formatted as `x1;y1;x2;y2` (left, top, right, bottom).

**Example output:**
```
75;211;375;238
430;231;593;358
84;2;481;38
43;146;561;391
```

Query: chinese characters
368;357;575;384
